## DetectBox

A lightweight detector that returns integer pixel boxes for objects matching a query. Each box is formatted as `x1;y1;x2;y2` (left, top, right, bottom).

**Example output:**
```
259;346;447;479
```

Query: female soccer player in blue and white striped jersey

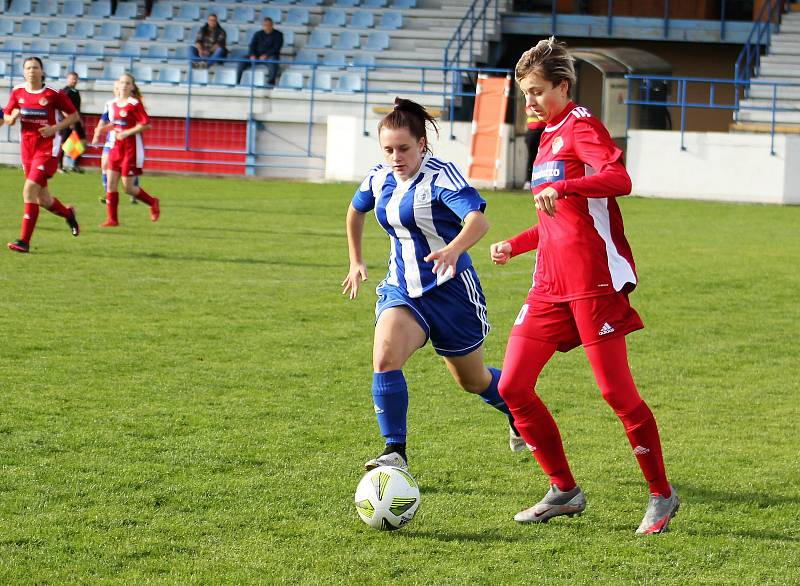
342;97;520;471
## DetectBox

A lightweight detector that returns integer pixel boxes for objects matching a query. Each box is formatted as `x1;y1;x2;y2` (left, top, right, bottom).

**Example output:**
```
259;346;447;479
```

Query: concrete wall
627;129;800;204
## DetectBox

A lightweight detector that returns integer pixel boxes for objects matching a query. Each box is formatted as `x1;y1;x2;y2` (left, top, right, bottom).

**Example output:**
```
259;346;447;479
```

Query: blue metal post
362;66;370;136
679;79;687;151
663;0;670;38
551;0;557;36
720;0;727;40
625;75;632;137
770;83;777;156
307;66;317;156
185;63;193;153
607;0;613;36
245;63;257;176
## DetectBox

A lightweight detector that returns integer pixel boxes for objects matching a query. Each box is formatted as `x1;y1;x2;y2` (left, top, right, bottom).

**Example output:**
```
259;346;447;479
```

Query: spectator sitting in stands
191;13;228;68
236;17;284;86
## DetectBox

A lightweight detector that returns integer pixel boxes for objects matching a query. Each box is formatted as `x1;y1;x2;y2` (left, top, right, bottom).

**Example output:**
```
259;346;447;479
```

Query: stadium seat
227;27;240;45
334;0;359;6
82;42;105;57
393;0;417;6
365;31;389;51
73;21;95;39
212;68;237;86
30;39;51;54
131;64;153;82
33;0;57;16
150;2;173;20
56;40;78;54
278;70;304;89
286;8;309;26
0;20;14;35
6;0;32;16
211;6;227;21
351;12;374;28
283;29;295;48
43;61;60;78
88;1;112;18
363;0;387;6
43;20;67;38
144;45;169;61
0;62;6;78
132;23;158;41
321;9;346;27
240;69;265;88
296;0;322;5
157;66;181;84
322;53;346;68
72;61;90;79
62;0;84;16
378;11;402;29
188;67;209;85
306;30;332;49
112;1;138;19
334;31;360;50
337;72;363;91
176;4;200;21
232;6;255;24
163;24;185;43
261;7;282;24
95;22;122;41
352;53;375;67
294;49;318;66
102;63;126;80
2;39;24;52
120;42;142;57
20;19;41;36
310;71;332;90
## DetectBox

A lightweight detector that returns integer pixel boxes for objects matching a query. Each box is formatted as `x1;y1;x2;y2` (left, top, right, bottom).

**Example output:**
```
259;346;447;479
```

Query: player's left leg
122;175;159;221
37;185;79;237
8;178;42;252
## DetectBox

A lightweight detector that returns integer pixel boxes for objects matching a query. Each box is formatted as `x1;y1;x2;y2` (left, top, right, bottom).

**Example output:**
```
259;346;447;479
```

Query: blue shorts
375;266;490;357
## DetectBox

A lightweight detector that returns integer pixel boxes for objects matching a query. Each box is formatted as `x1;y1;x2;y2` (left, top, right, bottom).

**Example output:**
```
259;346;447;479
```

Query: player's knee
454;374;485;394
497;374;525;406
373;348;403;372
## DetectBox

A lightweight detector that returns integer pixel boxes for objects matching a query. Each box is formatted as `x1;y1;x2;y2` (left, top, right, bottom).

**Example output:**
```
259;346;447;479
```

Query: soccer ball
354;466;421;531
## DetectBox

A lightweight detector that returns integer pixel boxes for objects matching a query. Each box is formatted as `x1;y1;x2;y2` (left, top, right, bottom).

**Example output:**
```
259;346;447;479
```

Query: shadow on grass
406;529;528;544
82;249;338;268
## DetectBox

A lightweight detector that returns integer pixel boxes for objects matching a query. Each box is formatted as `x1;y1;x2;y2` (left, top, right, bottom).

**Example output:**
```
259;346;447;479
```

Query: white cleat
636;486;680;535
514;484;586;523
509;425;527;453
364;451;408;471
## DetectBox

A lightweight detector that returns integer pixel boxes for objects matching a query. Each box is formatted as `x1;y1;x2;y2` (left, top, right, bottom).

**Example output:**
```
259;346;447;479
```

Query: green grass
0;167;798;584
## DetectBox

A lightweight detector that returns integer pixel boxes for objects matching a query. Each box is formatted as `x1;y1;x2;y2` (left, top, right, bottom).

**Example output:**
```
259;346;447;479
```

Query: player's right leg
102;168;121;227
8;175;43;253
365;303;428;471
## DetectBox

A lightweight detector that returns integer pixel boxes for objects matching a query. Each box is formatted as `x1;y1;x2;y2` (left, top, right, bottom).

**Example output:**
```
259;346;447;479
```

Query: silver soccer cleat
636;486;680;535
364;451;408;471
514;484;586;523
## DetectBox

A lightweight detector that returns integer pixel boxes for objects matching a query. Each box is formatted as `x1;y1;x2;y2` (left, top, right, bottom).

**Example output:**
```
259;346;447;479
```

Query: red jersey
3;84;76;161
510;102;636;302
105;97;149;173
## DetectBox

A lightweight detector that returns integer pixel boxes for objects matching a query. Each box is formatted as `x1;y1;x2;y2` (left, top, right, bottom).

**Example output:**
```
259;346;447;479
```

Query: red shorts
22;155;58;187
510;292;644;352
107;140;143;177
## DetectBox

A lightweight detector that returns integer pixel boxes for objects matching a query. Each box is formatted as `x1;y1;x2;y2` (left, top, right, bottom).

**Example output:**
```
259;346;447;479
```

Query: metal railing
625;73;800;156
734;0;790;87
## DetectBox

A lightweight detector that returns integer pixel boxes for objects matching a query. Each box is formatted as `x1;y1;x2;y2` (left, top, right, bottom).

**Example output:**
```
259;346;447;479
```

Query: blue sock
372;370;408;445
478;367;514;421
101;171;107;191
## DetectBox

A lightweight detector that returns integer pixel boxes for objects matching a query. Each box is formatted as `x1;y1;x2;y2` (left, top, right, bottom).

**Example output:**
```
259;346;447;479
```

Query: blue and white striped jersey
351;154;486;298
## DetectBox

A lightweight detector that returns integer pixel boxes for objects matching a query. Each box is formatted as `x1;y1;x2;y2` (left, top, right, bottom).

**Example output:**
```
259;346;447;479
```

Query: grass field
0;167;798;584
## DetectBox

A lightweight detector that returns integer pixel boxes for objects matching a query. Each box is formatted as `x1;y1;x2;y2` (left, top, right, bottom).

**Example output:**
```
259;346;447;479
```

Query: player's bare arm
4;109;20;126
342;204;368;300
39;111;79;138
116;123;151;141
424;210;488;278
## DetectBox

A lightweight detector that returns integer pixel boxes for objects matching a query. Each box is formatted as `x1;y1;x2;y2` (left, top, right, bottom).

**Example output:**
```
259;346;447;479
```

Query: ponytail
378;97;439;153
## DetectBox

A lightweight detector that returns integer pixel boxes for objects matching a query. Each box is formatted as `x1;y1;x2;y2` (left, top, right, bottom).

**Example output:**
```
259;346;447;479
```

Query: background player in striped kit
490;38;679;535
342;97;522;471
1;56;80;253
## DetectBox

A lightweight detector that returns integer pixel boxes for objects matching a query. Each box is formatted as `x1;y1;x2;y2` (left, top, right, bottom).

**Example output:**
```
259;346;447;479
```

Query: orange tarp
468;75;511;186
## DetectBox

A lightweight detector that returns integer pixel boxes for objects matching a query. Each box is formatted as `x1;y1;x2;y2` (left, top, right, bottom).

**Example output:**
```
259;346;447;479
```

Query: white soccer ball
354;466;421;531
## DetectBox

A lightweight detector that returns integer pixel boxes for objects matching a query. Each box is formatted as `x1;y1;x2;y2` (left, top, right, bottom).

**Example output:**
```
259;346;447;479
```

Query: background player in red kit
1;56;80;253
101;73;160;227
489;37;679;535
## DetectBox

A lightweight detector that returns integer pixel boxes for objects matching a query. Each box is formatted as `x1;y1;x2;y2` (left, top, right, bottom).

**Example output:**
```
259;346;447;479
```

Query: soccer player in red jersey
100;73;160;227
1;56;80;253
490;38;679;535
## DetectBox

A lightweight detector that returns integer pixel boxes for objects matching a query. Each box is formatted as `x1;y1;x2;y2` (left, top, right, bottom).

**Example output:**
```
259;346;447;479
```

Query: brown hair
515;36;576;94
121;72;144;106
378;97;439;153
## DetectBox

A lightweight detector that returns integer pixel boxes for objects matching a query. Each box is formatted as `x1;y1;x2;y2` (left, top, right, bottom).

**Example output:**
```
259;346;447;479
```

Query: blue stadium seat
95;22;122;41
33;0;57;16
73;21;94;39
278;70;303;89
119;42;141;57
0;62;6;78
285;8;309;26
150;2;173;20
112;1;138;19
43;61;60;78
43;20;67;38
7;0;32;16
211;6;228;20
365;31;389;51
261;7;282;24
240;68;265;87
56;40;78;54
212;68;237;86
2;39;24;53
363;0;387;6
132;23;158;41
393;0;416;7
227;26;240;45
30;39;51;54
337;72;363;91
296;0;322;5
352;53;375;67
378;11;402;29
233;6;255;23
334;31;360;50
62;0;84;16
102;63;126;80
176;3;200;21
310;71;332;90
163;24;185;43
144;45;169;61
88;1;112;18
131;64;153;82
334;0;359;6
283;29;295;47
321;53;346;68
0;20;14;35
306;30;332;49
351;12;374;28
82;42;105;57
321;8;346;27
20;19;41;36
157;66;181;84
188;68;209;85
294;49;318;66
73;61;90;78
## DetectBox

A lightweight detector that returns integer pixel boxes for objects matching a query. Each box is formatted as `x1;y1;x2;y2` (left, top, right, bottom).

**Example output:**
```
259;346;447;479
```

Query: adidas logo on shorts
598;322;615;336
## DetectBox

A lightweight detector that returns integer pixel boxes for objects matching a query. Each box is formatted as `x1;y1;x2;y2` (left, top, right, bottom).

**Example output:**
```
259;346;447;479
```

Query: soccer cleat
100;220;119;228
130;195;139;204
514;484;586;523
509;425;527;453
150;198;160;221
364;451;408;472
99;196;108;205
7;239;30;253
66;206;80;237
636;486;680;535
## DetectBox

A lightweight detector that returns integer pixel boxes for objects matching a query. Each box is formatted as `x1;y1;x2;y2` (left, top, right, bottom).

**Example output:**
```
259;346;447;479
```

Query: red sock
106;192;119;222
135;188;155;206
20;203;40;243
498;335;576;491
47;197;70;218
620;401;671;498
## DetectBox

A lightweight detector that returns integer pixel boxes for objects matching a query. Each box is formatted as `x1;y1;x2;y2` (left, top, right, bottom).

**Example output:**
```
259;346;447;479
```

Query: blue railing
734;0;789;86
1;50;511;172
625;74;800;156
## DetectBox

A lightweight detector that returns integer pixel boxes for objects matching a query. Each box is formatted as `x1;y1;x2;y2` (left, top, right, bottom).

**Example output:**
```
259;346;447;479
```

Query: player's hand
342;262;368;300
534;186;559;218
116;130;129;140
490;241;512;265
424;246;458;279
39;125;57;138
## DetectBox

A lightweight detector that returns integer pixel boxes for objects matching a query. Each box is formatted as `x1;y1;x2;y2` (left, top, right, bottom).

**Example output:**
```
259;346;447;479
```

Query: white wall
627;130;800;205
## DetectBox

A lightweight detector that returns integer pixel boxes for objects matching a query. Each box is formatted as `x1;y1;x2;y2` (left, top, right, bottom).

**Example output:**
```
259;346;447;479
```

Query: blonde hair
515;36;576;94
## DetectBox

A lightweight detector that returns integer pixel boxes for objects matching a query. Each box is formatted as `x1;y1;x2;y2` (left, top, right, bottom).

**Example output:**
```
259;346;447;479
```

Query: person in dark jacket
191;13;228;68
59;71;86;172
236;17;283;85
